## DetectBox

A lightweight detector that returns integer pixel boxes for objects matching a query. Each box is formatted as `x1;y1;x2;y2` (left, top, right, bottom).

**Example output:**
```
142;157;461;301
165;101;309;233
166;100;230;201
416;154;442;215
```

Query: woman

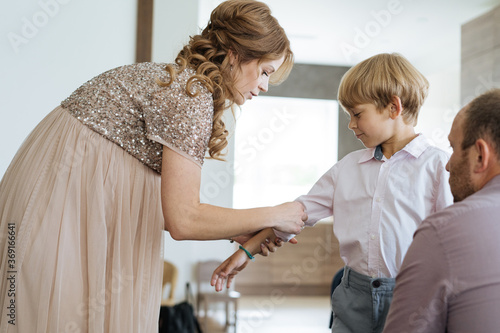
0;1;306;332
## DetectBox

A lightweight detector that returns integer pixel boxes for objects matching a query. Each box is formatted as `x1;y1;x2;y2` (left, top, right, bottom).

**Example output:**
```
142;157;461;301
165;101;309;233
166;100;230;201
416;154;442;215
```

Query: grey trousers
331;267;395;333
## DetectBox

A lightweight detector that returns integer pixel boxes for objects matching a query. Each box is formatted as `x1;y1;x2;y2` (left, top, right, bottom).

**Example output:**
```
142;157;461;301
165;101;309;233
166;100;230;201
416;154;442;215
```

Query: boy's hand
260;236;297;255
211;250;249;292
232;235;297;257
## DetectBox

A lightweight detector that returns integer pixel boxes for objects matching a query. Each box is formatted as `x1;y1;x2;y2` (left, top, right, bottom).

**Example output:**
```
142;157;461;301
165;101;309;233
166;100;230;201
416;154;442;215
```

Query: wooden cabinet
235;220;344;296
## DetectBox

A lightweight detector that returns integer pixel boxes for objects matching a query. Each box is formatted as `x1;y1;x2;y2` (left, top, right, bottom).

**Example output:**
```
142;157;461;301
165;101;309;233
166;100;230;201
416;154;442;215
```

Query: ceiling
201;0;500;75
272;0;500;73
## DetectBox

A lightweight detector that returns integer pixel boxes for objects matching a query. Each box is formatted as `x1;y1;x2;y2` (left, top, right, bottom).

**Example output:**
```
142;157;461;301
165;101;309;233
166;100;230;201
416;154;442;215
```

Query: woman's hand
211;250;249;292
271;201;308;234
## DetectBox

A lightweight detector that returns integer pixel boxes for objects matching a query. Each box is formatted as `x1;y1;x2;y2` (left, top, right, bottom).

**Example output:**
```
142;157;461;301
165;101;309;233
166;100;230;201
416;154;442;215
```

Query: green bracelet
239;245;255;260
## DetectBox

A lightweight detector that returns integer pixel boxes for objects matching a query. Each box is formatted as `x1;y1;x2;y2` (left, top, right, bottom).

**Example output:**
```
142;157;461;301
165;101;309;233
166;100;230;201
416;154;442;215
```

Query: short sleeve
143;69;214;167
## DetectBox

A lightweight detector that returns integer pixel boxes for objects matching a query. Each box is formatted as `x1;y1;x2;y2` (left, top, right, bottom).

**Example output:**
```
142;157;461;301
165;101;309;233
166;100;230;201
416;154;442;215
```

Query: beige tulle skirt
0;106;164;332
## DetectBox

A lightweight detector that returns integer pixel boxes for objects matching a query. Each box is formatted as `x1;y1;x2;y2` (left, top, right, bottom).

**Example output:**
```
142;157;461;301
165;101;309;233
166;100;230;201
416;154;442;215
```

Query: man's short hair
337;53;429;126
462;89;500;159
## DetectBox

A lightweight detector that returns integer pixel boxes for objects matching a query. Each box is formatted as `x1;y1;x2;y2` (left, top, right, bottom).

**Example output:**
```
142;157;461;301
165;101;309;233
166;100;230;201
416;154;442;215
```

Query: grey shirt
384;175;500;333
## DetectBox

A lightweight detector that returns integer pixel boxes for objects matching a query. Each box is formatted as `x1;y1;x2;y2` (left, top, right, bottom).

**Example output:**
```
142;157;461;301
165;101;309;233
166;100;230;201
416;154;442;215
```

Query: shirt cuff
272;229;296;242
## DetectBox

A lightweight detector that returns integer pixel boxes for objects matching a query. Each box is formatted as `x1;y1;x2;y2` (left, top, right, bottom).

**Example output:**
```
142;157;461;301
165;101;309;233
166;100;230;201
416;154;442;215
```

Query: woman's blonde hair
338;53;429;126
159;0;294;160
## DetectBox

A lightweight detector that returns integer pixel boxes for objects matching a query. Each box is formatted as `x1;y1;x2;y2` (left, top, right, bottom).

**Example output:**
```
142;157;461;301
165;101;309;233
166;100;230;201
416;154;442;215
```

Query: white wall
416;68;460;153
152;0;198;63
1;0;137;176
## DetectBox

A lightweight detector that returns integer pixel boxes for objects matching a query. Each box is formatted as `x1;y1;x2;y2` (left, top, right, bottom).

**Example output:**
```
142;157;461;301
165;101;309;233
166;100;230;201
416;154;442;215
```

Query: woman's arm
161;147;306;240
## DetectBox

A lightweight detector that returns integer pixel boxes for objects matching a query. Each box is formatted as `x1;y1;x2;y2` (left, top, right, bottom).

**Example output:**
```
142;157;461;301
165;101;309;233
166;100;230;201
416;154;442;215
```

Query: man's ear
388;95;403;119
472;139;492;173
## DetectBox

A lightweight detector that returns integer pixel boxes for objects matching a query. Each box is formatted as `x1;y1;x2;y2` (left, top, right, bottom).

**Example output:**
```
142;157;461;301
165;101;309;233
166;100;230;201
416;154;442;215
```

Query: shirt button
376;197;382;203
370;234;376;240
372;280;381;288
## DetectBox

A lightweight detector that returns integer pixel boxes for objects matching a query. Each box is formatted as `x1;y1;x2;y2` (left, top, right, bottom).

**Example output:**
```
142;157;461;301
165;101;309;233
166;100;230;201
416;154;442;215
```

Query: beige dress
0;63;213;332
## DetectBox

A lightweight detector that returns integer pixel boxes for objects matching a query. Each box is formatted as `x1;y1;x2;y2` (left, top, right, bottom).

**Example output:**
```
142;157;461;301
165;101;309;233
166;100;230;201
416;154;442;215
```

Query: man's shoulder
424;185;500;230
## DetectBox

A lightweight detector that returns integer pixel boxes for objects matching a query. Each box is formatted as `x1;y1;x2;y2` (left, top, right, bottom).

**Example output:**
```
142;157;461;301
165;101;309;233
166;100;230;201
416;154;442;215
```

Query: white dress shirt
275;134;453;278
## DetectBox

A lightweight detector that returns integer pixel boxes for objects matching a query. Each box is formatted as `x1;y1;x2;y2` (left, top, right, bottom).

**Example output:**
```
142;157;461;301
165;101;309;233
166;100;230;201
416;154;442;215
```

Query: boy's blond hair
338;53;429;126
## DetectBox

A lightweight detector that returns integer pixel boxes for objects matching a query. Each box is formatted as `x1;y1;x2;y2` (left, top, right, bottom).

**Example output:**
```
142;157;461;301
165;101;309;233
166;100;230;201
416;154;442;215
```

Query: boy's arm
274;166;336;241
211;228;291;291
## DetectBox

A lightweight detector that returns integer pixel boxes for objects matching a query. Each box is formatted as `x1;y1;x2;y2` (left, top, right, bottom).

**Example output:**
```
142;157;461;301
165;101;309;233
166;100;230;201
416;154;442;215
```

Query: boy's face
346;103;394;148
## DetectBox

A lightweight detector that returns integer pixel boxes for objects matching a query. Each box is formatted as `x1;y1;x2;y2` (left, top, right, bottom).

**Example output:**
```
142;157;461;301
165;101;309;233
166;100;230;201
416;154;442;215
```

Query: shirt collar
403;134;429;159
358;134;430;164
483;174;500;191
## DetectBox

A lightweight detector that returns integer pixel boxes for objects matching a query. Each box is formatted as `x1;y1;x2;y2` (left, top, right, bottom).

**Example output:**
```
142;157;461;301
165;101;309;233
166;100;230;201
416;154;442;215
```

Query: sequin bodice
61;62;214;173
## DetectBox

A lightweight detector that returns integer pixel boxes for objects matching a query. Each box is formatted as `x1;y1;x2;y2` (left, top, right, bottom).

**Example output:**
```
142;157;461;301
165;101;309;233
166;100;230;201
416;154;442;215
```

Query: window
233;96;339;208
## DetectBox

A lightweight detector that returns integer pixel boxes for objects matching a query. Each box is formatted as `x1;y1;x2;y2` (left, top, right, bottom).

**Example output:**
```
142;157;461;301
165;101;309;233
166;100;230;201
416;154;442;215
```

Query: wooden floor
198;295;332;333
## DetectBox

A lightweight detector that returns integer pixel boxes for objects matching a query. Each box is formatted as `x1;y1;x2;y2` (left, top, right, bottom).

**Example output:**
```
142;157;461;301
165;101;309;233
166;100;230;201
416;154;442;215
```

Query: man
383;89;500;333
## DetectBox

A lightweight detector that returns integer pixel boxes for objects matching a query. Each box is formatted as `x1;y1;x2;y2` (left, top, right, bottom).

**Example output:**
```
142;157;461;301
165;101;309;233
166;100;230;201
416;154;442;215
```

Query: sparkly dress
0;63;213;332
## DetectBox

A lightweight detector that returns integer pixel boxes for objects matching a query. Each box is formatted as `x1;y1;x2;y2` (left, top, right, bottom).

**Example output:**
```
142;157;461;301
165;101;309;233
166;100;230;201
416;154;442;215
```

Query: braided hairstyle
160;0;294;160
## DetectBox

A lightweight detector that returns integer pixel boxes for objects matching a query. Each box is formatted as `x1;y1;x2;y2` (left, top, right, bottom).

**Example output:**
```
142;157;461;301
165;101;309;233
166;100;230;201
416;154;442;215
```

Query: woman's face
232;56;285;105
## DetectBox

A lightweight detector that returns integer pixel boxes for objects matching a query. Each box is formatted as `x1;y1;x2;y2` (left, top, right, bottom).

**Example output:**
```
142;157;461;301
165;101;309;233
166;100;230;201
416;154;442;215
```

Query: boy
211;53;453;333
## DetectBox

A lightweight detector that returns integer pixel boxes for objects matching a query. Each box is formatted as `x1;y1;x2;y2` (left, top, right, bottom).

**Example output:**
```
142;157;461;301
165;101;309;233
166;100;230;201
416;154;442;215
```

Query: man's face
446;109;476;202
